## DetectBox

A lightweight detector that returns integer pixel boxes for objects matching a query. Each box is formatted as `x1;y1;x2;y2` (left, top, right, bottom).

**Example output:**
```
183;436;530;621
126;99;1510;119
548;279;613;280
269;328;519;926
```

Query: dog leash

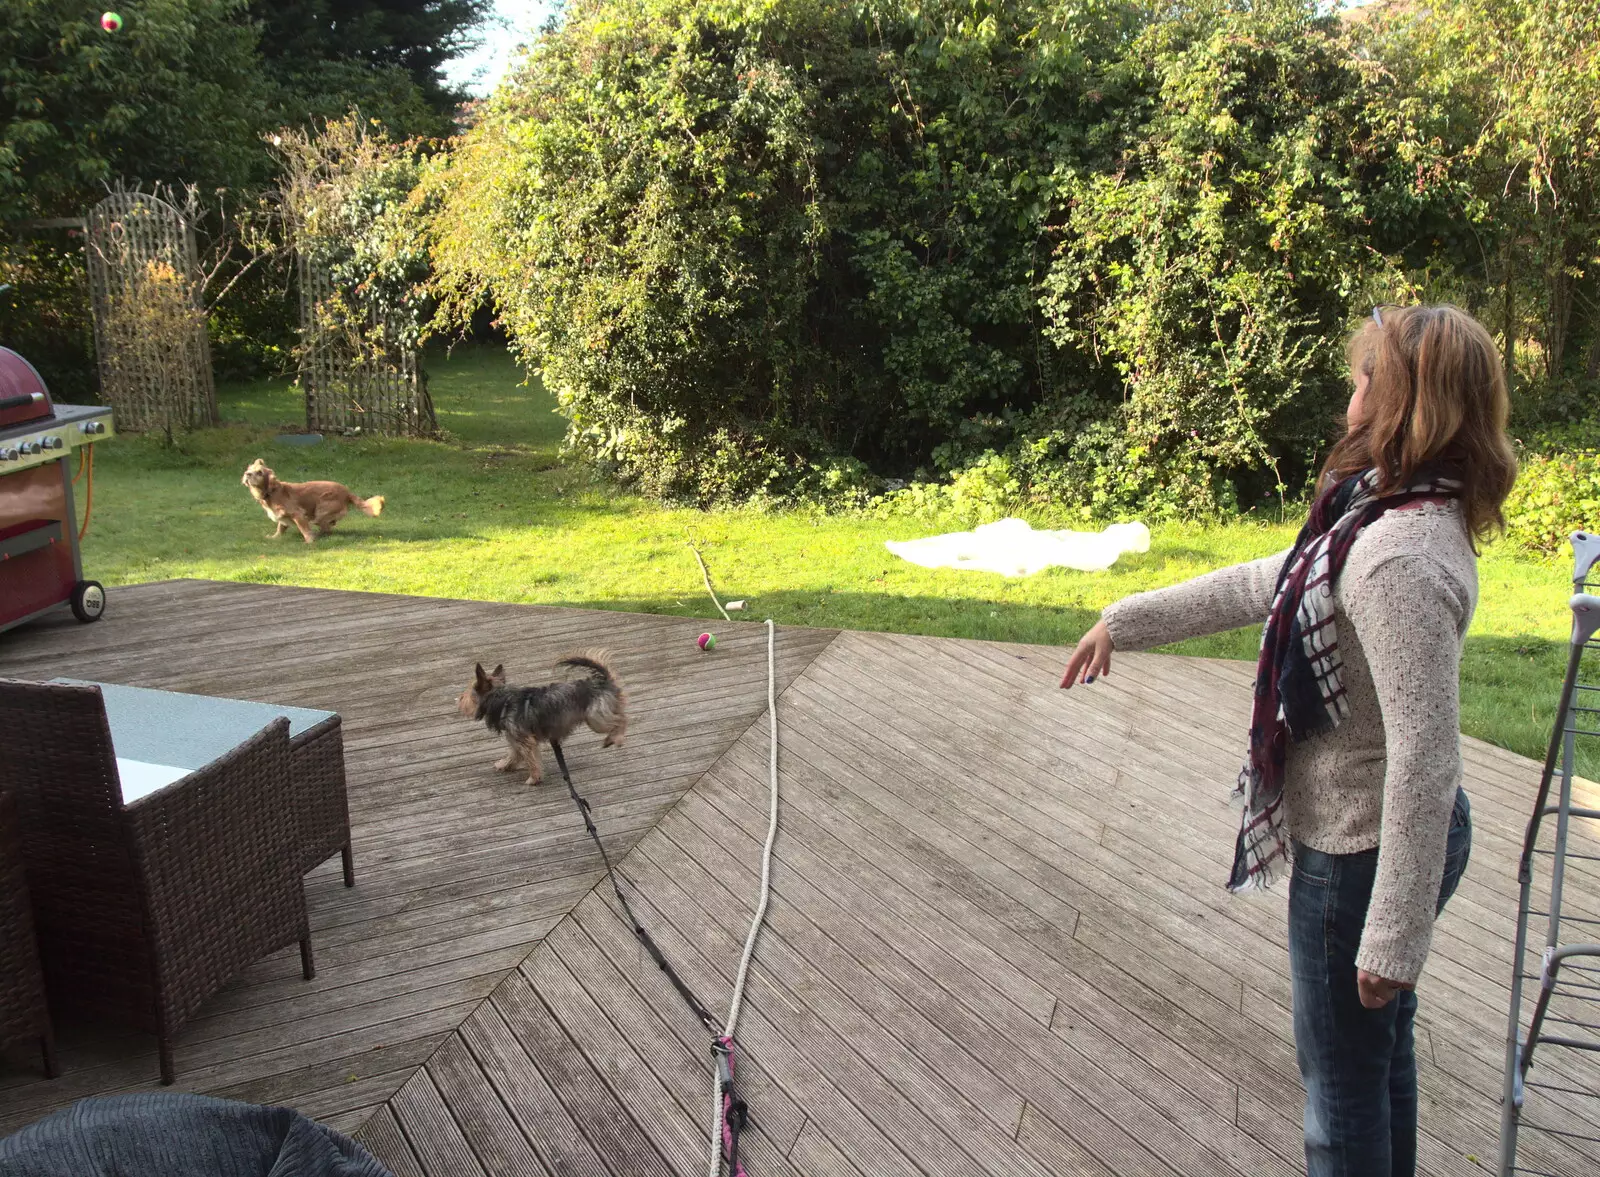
549;740;722;1035
548;740;754;1176
547;619;779;1177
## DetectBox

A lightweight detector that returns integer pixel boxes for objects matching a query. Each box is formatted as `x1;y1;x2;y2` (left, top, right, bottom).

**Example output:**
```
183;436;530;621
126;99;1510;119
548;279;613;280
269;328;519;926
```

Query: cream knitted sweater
1101;502;1477;984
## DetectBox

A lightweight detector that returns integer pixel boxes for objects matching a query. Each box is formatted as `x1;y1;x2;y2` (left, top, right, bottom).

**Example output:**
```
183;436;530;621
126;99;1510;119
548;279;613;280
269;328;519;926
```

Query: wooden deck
1;580;1596;1175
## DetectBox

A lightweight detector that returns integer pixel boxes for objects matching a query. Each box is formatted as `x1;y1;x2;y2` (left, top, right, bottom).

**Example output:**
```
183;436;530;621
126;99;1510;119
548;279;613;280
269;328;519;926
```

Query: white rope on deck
707;616;779;1177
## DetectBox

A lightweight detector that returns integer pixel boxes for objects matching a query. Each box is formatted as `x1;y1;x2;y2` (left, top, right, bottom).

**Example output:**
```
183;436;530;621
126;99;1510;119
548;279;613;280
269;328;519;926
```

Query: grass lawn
63;343;1587;772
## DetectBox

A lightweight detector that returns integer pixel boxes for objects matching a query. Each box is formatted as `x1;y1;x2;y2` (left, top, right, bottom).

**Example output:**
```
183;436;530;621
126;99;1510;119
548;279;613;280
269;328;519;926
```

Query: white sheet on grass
885;517;1150;577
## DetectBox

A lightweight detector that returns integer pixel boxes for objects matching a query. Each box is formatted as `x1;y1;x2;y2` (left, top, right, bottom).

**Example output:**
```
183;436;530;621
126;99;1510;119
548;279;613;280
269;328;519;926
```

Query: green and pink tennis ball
697;632;716;651
100;12;122;31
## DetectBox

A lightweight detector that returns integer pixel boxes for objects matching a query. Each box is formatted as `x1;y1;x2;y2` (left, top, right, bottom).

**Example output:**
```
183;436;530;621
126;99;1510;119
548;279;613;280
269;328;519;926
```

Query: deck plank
389;1069;491;1177
354;1105;429;1177
483;980;682;1177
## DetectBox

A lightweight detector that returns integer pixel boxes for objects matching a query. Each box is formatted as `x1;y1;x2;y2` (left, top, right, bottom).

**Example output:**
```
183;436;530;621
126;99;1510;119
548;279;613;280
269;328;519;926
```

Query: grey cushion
0;1093;392;1177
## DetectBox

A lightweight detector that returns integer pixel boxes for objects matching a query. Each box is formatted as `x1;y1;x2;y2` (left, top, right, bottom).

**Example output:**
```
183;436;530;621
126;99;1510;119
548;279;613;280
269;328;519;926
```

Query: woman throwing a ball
1061;305;1516;1177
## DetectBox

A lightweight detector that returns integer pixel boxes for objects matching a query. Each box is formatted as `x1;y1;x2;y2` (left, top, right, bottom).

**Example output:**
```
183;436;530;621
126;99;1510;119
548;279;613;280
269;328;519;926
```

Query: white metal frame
1499;531;1600;1174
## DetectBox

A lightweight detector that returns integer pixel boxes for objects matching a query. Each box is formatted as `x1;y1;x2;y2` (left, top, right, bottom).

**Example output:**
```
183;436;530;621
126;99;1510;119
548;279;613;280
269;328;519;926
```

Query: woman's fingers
1093;645;1112;679
1356;971;1391;1008
1061;623;1112;689
1059;646;1089;689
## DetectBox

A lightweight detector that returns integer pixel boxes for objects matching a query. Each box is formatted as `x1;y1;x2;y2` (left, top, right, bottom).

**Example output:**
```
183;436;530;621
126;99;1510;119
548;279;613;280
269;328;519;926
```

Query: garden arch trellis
295;255;434;436
85;190;217;433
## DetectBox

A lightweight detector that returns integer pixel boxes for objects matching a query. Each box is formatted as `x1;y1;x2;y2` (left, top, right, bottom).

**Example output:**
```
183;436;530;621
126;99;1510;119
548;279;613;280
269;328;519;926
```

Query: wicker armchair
0;786;56;1078
49;679;355;888
0;680;314;1085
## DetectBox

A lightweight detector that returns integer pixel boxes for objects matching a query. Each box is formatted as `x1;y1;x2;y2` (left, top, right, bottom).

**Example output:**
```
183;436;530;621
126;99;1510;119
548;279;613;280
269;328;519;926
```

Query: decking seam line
365;627;847;1138
261;619;839;1131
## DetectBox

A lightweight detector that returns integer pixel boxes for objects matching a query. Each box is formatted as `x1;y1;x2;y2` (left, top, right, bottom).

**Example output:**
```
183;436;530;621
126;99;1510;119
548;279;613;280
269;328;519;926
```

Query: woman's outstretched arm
1061;549;1289;687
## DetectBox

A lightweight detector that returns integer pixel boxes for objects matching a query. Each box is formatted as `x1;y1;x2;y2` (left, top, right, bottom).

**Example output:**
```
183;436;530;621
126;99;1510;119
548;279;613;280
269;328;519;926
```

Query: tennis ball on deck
101;12;123;31
697;632;716;652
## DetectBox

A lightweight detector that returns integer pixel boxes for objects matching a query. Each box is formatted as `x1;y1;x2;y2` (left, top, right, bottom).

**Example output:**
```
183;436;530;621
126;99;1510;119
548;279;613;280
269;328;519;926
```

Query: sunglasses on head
1371;303;1404;328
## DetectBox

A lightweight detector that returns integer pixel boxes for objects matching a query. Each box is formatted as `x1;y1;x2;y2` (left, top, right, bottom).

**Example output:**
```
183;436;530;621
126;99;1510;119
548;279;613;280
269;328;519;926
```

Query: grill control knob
0;448;16;461
20;441;41;455
43;436;63;450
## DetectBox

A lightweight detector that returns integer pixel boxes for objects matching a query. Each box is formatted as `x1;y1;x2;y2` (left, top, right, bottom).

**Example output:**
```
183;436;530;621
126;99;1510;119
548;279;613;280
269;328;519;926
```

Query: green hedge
425;0;1600;510
1505;451;1600;554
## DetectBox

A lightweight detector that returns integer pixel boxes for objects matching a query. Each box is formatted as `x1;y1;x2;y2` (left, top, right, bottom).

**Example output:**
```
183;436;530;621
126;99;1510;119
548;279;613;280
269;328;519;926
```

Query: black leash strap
549;741;722;1035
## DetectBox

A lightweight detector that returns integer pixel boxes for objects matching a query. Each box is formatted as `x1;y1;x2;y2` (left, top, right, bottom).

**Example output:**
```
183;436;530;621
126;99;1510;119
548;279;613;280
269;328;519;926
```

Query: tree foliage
1;0;484;389
0;0;484;225
1377;0;1600;397
248;0;490;136
427;0;1600;510
0;0;268;221
1038;2;1405;514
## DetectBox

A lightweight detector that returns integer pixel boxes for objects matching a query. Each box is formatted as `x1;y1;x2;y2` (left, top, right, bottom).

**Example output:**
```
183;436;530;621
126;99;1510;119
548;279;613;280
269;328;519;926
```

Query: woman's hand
1061;620;1114;689
1356;969;1414;1009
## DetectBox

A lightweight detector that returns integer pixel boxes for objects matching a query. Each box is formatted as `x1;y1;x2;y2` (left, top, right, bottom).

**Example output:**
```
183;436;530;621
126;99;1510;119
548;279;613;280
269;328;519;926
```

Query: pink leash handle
715;1036;749;1177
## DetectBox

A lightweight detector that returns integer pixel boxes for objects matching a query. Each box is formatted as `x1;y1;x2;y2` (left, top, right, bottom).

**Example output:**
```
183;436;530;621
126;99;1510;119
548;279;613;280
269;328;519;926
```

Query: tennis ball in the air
697;632;716;651
101;12;123;31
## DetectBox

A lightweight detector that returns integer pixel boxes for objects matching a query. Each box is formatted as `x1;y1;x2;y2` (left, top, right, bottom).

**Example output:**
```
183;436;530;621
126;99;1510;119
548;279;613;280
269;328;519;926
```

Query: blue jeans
1289;787;1472;1177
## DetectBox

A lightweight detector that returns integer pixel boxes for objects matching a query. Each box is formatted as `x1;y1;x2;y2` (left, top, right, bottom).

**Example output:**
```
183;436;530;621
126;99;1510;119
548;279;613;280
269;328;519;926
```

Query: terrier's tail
558;653;616;689
354;494;385;517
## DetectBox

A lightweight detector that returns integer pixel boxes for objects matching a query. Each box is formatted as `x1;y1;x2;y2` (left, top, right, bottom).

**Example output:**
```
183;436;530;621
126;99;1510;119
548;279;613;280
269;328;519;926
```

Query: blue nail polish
1085;675;1095;683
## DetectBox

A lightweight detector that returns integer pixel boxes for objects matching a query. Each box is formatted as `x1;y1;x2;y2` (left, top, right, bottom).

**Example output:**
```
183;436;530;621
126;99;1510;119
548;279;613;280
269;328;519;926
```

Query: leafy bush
427;0;1600;512
869;451;1023;524
1039;5;1389;513
1504;451;1600;554
278;116;434;359
427;0;851;502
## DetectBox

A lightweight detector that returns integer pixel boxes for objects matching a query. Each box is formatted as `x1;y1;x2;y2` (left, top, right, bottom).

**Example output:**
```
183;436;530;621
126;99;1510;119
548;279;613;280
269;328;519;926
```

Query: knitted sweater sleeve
1099;551;1289;652
1342;553;1471;984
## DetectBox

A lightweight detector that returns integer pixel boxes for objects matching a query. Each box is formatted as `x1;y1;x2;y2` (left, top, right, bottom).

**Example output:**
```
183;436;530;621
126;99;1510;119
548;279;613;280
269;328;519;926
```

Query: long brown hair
1323;304;1516;541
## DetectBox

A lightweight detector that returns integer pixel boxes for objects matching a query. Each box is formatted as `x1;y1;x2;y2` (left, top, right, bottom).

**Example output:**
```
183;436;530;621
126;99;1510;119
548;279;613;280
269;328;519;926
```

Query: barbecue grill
0;347;114;634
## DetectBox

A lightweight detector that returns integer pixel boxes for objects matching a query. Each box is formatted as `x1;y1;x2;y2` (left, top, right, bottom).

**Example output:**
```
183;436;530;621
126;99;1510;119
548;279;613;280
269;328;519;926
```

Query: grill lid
0;348;53;429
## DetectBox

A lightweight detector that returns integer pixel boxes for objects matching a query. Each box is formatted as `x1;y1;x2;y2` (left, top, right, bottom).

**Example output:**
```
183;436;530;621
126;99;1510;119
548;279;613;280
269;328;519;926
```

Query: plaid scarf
1227;467;1462;893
